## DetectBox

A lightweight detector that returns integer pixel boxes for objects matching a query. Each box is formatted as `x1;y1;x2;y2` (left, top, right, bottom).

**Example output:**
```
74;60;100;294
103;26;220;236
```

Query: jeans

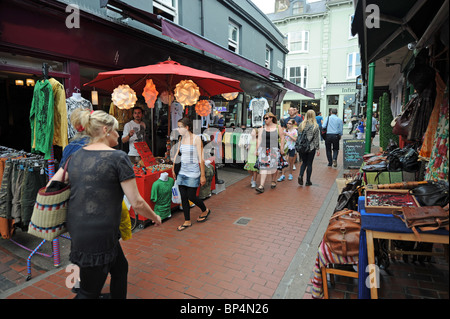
325;134;340;165
299;150;316;182
75;243;128;299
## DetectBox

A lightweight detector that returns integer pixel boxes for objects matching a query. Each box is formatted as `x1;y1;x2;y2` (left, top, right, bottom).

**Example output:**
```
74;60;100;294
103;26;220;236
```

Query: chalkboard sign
343;139;365;169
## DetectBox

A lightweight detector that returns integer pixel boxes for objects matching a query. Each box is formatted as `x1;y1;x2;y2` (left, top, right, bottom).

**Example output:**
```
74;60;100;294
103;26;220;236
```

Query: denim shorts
287;148;296;157
176;174;200;188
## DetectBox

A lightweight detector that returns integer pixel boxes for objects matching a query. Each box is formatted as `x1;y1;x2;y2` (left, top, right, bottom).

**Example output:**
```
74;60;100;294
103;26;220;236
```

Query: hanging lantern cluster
222;92;239;101
112;84;137;109
174;79;200;107
142;79;158;108
195;100;212;117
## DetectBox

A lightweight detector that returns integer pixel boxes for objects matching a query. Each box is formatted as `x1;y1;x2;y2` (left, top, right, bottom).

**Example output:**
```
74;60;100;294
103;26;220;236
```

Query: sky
251;0;321;14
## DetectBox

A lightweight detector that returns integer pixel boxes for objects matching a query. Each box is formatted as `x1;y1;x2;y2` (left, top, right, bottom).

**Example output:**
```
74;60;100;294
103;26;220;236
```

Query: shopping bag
172;182;181;204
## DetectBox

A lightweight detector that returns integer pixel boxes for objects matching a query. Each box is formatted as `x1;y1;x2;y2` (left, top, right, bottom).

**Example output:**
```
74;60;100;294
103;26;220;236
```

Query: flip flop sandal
197;209;211;222
177;223;192;231
271;182;277;189
255;186;265;193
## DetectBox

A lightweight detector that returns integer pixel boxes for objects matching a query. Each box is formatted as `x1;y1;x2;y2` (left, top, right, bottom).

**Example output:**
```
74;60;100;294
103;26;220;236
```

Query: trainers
251;181;256;188
277;175;285;182
333;160;337;167
288;174;293;180
293;165;296;171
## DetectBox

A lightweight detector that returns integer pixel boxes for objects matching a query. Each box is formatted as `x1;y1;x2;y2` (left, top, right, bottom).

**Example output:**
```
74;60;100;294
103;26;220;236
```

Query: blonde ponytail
70;108;118;144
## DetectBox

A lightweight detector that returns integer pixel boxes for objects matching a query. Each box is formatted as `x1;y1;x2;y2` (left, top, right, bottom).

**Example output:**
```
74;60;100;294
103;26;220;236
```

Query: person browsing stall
48;109;161;299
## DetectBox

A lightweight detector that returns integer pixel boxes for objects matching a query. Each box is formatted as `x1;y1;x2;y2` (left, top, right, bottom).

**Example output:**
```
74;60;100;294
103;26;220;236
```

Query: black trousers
325;134;340;165
299;150;316;182
178;184;207;221
75;243;128;299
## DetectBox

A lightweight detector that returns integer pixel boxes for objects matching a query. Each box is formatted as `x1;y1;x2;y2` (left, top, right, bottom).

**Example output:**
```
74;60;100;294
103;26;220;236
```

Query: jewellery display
365;190;420;214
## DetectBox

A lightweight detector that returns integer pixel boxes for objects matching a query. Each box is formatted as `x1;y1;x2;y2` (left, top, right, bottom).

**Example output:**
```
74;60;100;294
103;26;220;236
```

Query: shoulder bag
28;158;71;241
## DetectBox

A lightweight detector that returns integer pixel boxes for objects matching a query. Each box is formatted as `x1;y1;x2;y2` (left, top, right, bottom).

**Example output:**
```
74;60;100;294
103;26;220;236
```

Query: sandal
177;223;192;231
271;182;277;189
197;209;211;222
255;185;265;193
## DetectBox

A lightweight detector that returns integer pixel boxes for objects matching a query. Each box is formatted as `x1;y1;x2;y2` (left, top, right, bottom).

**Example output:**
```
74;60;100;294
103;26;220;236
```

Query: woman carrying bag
172;118;211;231
297;110;320;186
47;108;161;299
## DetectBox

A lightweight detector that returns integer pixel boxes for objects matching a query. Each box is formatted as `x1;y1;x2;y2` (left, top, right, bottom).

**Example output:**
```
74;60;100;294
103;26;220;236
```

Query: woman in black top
48;108;161;299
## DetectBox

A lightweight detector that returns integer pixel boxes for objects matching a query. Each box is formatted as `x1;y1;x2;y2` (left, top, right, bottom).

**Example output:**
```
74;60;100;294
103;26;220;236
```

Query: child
278;119;298;181
244;128;259;187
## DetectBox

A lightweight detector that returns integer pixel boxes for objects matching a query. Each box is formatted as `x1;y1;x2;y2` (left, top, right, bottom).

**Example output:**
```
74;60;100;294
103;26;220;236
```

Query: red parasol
84;59;242;97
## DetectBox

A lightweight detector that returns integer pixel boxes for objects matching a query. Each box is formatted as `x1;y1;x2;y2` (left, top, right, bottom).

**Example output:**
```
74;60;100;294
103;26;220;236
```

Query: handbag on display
324;209;361;257
410;181;449;207
28;159;71;241
392;96;418;139
393;206;449;239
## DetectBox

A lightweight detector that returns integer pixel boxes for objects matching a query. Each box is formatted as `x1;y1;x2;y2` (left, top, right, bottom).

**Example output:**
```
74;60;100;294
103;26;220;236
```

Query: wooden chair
321;265;358;299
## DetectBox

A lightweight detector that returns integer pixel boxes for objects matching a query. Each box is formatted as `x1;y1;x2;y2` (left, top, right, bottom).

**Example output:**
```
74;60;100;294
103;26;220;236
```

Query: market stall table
357;196;449;299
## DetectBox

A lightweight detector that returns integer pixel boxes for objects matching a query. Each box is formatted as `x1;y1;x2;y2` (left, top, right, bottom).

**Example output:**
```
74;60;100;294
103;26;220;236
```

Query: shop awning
351;0;448;81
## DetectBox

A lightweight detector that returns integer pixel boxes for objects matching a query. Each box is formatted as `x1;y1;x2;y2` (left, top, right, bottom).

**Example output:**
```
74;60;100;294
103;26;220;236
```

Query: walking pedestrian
316;112;324;142
243;128;259;188
47;108;162;299
297;110;320;186
277;119;298;181
322;108;343;167
172;118;211;231
255;112;288;193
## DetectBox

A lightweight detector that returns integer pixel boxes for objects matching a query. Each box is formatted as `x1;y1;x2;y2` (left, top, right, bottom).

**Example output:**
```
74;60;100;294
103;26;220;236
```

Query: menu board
343;139;365;169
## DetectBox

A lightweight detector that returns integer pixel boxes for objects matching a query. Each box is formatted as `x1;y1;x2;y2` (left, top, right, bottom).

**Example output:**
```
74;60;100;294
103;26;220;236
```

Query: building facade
267;0;361;122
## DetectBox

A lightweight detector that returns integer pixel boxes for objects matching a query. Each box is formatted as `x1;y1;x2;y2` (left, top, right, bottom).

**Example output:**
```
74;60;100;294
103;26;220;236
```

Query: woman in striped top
173;118;211;231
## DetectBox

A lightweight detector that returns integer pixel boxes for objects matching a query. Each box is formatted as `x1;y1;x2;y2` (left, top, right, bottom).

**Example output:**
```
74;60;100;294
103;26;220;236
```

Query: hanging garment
419;73;446;160
425;86;449;182
150;177;174;220
171;101;183;130
49;78;69;149
30;79;54;159
66;96;93;141
249;97;269;127
109;102;133;131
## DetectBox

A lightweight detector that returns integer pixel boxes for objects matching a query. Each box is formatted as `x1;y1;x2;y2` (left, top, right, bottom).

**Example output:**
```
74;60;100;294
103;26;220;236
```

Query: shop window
327;95;339;106
228;21;240;53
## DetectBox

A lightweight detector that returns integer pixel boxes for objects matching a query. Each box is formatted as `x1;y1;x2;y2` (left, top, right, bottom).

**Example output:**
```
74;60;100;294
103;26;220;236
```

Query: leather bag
393;96;418;139
410;181;449;207
393;206;449;240
324;209;361;257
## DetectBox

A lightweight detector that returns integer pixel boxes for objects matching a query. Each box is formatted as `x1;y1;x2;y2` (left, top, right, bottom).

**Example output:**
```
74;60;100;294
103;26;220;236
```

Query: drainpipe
365;62;375;154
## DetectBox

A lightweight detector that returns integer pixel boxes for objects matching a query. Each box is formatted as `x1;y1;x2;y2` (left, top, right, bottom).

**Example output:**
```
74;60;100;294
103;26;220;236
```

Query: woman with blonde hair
255;112;288;193
297;109;320;186
48;108;161;299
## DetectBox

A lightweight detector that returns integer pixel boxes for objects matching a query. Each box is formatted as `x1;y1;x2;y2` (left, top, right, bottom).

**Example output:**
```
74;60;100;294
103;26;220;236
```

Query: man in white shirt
122;107;146;164
371;115;379;145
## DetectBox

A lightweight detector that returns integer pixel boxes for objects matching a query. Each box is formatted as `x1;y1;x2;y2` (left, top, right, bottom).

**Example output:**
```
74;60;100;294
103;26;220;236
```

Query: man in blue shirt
316;112;324;141
322;108;343;167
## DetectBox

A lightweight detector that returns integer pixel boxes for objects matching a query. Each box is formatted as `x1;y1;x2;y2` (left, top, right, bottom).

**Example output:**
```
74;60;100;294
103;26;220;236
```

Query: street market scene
0;0;448;307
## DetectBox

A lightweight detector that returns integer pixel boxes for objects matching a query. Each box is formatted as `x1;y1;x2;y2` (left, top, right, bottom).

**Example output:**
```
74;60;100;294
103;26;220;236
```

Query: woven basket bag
28;159;70;241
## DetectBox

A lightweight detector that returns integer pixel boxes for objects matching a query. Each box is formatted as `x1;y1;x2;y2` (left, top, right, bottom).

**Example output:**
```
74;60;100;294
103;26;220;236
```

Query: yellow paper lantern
160;90;174;105
142;79;158;108
195;100;211;117
174;80;200;107
221;92;239;100
112;84;137;109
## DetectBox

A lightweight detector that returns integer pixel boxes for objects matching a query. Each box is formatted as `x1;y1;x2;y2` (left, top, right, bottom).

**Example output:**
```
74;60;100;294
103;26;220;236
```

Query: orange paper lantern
142;79;158;108
195;100;211;117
